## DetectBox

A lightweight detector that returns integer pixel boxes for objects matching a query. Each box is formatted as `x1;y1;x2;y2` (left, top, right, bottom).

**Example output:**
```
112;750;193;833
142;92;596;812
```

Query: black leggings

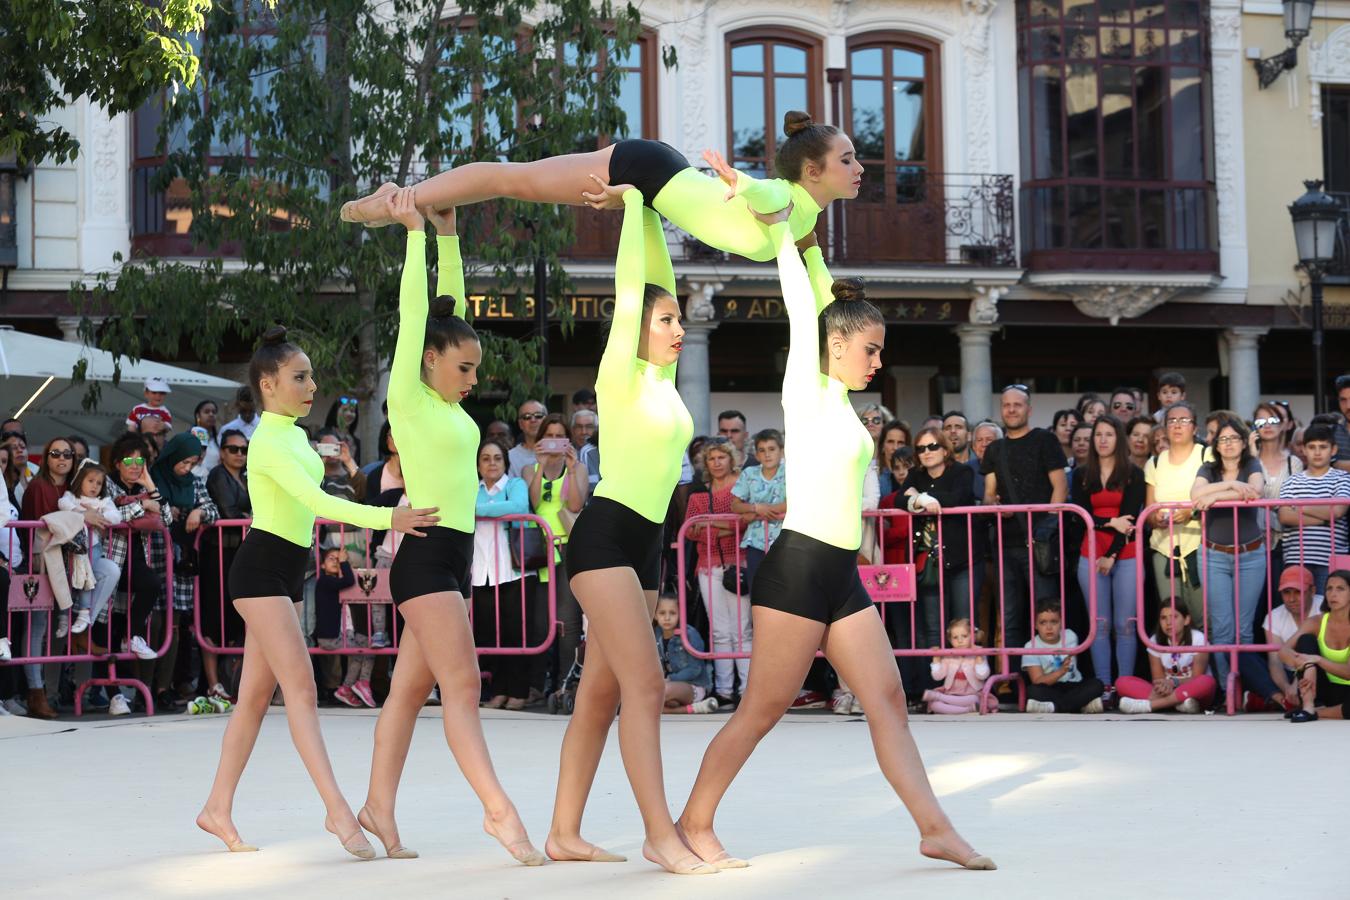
110;537;162;649
1295;634;1350;715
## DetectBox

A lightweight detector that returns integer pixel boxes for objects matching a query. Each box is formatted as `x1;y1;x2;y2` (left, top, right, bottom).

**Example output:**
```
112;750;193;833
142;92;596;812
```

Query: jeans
1203;546;1267;688
79;542;121;621
997;543;1058;651
1076;555;1138;685
919;567;976;649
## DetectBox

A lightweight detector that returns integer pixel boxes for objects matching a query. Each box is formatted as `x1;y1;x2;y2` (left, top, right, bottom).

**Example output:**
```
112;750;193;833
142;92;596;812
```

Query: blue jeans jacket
655;625;713;692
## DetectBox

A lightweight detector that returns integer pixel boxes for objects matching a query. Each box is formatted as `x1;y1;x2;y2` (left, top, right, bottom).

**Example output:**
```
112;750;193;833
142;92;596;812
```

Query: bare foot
919;827;996;870
339;183;399;226
675;819;747;869
324;814;375;860
196;807;257;852
483;808;546;866
544;832;627;863
357;806;418;859
642;836;718;875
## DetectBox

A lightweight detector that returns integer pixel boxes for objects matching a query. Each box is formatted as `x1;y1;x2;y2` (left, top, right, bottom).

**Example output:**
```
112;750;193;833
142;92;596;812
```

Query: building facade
3;0;1348;440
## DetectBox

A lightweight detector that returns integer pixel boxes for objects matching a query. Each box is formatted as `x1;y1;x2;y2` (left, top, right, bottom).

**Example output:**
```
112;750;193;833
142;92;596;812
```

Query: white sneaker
832;691;856;715
1082;697;1104;714
1026;699;1056;714
1119;697;1152;714
109;694;131;716
71;609;91;634
55;612;70;639
3;697;26;716
851;696;864;715
690;697;720;714
0;636;11;661
1178;697;1202;714
125;636;157;660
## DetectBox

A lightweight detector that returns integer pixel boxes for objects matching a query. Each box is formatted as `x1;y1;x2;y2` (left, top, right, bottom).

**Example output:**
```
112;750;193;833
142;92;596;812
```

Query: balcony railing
1328;191;1350;284
565;171;1018;268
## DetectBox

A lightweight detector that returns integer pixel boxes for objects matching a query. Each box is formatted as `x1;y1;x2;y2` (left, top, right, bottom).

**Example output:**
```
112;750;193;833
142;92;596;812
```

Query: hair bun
783;110;813;137
429;296;459;319
831;277;867;303
260;325;289;347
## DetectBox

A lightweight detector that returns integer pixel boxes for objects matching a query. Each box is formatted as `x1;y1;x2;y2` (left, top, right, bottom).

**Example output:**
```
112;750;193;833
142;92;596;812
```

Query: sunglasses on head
1003;383;1031;398
48;449;75;460
121;456;146;467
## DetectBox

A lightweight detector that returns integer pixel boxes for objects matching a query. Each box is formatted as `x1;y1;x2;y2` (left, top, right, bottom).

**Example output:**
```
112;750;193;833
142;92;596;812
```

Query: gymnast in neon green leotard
675;202;997;875
361;187;545;866
200;326;438;861
340;110;863;267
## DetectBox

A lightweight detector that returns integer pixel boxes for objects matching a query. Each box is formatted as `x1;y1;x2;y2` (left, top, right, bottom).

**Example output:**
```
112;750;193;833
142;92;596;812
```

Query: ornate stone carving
674;0;714;161
88;105;123;219
960;0;996;173
1309;24;1350;126
1058;283;1190;325
1209;10;1241;53
685;279;723;322
969;283;1005;324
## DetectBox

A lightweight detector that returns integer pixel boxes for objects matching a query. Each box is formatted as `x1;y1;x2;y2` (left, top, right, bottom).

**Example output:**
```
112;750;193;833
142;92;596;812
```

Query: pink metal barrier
676;503;1097;714
193;515;557;658
1;520;176;716
1135;496;1347;716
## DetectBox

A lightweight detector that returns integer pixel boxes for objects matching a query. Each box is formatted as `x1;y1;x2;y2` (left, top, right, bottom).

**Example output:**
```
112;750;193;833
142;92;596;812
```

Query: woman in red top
684;437;748;704
1070;416;1145;686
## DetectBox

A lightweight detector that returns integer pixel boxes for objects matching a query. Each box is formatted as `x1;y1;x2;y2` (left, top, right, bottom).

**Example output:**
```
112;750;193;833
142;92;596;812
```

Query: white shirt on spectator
220;415;259;440
1263;602;1325;645
0;498;25;569
508;444;536;478
1147;628;1208;679
1022;628;1084;683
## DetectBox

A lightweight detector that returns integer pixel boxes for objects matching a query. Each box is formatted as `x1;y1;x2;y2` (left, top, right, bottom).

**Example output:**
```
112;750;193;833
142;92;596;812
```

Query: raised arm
770;218;820;397
389;195;430;414
802;244;835;315
435;236;468;318
643;207;676;296
597;189;648;388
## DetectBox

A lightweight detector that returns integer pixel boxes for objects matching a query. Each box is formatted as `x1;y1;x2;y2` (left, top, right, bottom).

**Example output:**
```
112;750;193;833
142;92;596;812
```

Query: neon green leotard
652;168;824;263
1317;614;1350;686
247;411;393;546
591;189;693;523
768;221;875;551
389;233;480;533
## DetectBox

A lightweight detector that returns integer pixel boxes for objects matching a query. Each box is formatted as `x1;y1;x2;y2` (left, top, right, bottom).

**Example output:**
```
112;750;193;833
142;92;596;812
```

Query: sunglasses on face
339;396;358;406
519;412;545;421
1254;416;1282;428
223;445;248;455
915;442;943;453
121;456;146;467
1112;401;1136;410
48;449;75;460
860;416;884;426
1166;417;1194;426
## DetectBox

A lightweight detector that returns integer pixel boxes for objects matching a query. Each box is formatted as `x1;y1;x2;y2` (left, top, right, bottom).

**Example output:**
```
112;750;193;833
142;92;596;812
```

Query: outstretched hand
423;205;456;235
701;149;739;201
387;187;424;232
581;174;634;210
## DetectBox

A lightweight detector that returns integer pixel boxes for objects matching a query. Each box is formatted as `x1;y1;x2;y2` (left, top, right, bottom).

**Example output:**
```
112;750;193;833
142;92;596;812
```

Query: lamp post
1288;179;1341;414
1255;0;1316;89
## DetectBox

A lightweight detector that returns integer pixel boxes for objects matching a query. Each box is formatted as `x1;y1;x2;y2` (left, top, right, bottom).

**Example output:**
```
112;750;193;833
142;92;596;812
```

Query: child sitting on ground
1117;604;1214;714
923;618;998;714
1022;598;1105;714
653;596;718;714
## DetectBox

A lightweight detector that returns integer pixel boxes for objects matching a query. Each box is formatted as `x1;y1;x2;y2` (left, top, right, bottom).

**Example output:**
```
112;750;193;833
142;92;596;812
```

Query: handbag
858;564;916;603
508;524;550;571
913;519;941;588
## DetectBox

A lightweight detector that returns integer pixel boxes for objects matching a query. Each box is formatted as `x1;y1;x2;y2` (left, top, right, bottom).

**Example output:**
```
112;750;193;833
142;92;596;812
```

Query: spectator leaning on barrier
1022;598;1105;714
1280;569;1350;722
509;399;548;474
1277;423;1350;595
1191;413;1266;694
1145;401;1206;620
219;386;259;441
982;385;1068;653
472;436;533;710
685;436;749;707
126;377;174;432
1071;415;1145;689
730;428;786;591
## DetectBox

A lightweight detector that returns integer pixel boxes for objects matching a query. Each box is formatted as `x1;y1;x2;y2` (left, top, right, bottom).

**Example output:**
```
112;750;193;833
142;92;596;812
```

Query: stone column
677;322;717;437
1225;327;1267;419
955;324;996;424
56;317;83;342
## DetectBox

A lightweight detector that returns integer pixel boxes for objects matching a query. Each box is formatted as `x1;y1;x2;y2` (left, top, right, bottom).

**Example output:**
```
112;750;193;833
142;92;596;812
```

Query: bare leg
196;628;276;851
360;626;437;859
822;608;995;871
395;591;544;865
340;147;617;226
199;598;372;858
560;570;714;875
546;611;625;863
678;606;822;867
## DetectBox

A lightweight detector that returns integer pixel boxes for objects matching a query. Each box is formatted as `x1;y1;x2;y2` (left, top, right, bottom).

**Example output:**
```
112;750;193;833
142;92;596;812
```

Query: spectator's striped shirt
1278;468;1350;566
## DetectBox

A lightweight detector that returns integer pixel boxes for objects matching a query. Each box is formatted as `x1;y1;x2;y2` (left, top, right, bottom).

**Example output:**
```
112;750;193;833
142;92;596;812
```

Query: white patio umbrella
0;325;242;447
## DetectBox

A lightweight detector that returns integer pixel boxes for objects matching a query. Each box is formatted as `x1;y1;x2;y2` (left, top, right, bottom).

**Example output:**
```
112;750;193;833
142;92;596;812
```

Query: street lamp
1288;179;1341;414
1254;0;1316;89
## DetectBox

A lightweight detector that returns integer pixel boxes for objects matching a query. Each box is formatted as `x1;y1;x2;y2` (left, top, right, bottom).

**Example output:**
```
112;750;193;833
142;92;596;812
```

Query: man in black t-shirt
981;386;1068;653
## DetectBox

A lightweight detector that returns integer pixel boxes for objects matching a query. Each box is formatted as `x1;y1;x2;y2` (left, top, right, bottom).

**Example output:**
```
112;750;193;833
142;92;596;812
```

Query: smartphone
537;438;571;454
316;443;341;458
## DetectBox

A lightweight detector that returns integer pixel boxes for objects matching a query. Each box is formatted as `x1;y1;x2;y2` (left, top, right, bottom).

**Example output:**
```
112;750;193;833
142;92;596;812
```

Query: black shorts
228;528;311;603
566;496;663;591
751;529;874;625
389;526;474;605
609;139;690;209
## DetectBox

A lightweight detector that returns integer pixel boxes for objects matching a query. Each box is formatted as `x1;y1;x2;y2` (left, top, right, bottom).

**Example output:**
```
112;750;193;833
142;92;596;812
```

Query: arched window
1017;0;1217;271
725;28;824;179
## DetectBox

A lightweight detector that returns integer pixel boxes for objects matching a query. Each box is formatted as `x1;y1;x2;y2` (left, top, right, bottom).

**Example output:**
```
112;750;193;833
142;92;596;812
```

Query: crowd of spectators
3;373;1350;723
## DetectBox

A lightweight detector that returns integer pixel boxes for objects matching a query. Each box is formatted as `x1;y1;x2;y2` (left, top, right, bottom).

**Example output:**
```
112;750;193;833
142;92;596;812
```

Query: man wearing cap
1243;566;1324;712
126;377;174;431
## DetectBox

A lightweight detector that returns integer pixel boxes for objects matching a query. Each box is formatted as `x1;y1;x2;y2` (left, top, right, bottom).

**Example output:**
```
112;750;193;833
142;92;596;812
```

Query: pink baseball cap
1278;566;1315;592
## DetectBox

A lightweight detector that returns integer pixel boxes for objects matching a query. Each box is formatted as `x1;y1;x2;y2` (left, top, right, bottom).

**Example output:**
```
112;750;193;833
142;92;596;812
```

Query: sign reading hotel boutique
468;295;967;323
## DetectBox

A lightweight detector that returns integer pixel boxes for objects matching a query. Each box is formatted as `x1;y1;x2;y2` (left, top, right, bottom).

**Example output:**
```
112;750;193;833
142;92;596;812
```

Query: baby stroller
546;635;585;715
